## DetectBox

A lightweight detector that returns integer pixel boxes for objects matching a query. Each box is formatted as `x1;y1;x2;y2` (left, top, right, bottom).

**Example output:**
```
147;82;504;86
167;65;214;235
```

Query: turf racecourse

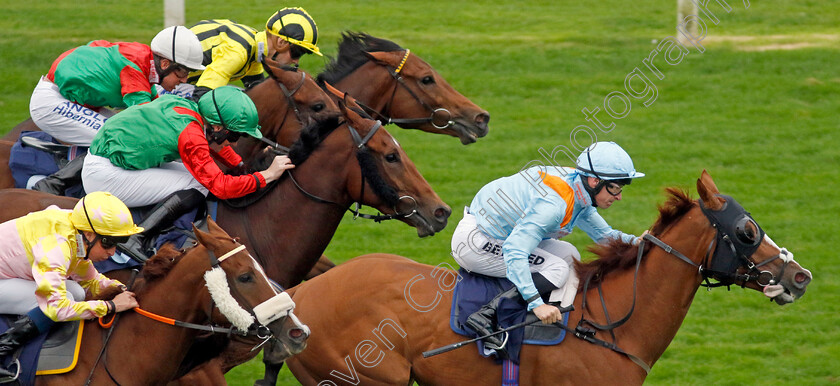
1;1;838;384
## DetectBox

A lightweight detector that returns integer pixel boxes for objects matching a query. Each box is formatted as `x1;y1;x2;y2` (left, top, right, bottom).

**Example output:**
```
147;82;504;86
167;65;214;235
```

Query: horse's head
319;32;490;144
696;170;812;304
247;64;340;148
290;87;451;237
193;218;309;358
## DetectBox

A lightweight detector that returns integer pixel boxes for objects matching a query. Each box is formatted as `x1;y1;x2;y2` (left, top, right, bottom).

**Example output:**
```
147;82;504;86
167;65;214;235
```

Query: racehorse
36;218;309;385
284;171;812;385
318;32;490;145
0;90;451;383
0;63;339;190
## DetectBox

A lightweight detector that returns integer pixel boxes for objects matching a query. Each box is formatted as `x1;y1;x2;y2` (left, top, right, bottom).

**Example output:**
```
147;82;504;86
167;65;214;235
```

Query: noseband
353;49;455;130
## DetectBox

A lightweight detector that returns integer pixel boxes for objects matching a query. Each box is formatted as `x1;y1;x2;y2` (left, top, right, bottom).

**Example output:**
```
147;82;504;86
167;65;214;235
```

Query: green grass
2;0;838;384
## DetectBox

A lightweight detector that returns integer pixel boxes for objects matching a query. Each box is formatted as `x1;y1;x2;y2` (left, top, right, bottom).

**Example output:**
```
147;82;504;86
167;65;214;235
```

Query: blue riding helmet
575;141;645;181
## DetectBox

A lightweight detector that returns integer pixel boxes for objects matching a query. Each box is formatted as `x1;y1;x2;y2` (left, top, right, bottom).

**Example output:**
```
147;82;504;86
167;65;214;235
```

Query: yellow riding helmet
70;192;144;237
265;7;322;56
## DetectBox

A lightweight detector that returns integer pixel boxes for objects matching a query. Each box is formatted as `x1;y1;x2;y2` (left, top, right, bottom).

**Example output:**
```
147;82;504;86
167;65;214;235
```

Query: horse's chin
450;120;486;145
764;284;798;305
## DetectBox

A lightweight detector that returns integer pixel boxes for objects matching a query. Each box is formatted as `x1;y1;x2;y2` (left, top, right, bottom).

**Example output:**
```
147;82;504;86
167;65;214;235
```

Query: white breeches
29;77;117;146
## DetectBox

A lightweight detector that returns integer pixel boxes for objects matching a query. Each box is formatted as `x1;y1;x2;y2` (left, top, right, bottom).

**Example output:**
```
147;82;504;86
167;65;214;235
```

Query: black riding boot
31;153;86;196
464;273;559;355
0;316;41;379
464;286;523;354
118;189;205;262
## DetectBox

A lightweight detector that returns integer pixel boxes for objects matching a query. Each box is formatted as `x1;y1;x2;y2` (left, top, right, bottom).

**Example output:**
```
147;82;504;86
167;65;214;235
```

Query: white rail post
676;0;699;46
164;0;185;27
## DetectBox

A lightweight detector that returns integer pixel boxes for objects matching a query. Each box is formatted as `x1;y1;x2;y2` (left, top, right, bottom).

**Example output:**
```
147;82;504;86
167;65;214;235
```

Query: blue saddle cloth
9;131;85;197
0;316;49;386
450;268;569;364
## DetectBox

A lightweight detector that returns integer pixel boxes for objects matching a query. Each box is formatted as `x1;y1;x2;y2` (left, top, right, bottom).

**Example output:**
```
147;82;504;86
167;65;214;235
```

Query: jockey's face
267;37;300;67
588;177;623;209
159;59;190;91
83;231;118;262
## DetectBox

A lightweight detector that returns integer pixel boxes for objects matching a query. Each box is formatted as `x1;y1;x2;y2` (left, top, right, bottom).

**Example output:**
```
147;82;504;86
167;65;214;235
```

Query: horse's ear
193;224;211;247
205;216;225;234
323;82;346;100
697;170;724;210
365;51;398;67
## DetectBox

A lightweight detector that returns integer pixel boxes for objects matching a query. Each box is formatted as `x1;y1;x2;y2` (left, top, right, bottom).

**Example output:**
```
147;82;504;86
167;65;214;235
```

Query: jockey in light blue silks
450;141;645;354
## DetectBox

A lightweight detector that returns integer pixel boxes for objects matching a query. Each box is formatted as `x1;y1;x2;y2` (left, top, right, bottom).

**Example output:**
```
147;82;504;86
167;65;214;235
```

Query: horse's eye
421;76;435;85
237;273;254;283
311;103;325;113
385;153;399;163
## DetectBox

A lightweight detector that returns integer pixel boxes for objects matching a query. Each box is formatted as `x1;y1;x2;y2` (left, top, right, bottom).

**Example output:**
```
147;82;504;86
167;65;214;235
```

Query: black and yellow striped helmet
266;7;322;56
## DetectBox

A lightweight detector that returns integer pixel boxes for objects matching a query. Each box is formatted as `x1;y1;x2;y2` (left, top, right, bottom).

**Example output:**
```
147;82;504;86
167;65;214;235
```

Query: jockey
451;141;645;355
0;192;142;379
30;26;205;196
80;86;294;261
169;7;322;101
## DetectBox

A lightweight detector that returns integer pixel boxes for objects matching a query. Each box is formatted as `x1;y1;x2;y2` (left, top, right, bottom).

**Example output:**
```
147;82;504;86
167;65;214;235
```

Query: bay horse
0;91;451;384
284;171;812;385
318;32;490;145
36;218;309;385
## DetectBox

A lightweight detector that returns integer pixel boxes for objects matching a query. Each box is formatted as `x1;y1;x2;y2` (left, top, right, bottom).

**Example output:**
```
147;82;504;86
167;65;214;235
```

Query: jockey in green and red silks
30;26;205;146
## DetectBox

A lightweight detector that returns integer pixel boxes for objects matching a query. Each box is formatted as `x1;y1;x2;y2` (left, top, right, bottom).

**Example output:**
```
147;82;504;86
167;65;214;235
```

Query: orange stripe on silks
539;172;575;227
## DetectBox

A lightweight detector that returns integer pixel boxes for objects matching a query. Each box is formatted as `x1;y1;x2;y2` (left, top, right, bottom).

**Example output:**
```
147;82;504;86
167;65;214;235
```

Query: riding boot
0;316;42;379
118;189;205;262
31;153;86;196
464;286;523;354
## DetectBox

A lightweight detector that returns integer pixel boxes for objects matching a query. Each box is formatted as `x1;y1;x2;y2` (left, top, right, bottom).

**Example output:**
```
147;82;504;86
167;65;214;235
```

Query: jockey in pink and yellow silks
0;192;143;379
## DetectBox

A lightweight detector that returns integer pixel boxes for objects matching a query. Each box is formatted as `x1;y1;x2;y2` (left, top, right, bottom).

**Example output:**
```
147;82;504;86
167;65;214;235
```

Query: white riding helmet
150;26;206;71
575;141;645;180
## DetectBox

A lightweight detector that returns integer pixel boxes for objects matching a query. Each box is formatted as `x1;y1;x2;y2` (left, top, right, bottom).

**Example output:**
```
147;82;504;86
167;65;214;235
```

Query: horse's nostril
434;206;451;221
794;272;810;285
289;328;307;340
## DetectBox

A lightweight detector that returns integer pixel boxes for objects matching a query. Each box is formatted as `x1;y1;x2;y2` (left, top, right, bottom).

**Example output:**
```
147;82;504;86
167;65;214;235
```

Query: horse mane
287;115;342;165
575;187;695;288
317;32;403;85
140;244;186;283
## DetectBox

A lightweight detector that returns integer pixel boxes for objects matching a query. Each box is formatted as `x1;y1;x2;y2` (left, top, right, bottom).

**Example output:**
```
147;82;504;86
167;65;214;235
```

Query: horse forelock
575;187;695;288
140;244;186;283
357;149;399;207
288;115;342;165
318;32;403;85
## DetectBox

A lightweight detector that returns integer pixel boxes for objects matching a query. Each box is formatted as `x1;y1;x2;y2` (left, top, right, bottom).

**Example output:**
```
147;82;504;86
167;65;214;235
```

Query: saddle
0;316;84;384
449;268;579;364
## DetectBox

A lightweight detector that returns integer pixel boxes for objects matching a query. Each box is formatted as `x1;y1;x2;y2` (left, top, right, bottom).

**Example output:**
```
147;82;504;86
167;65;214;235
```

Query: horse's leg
303;254;336;280
254;339;287;386
254;360;283;386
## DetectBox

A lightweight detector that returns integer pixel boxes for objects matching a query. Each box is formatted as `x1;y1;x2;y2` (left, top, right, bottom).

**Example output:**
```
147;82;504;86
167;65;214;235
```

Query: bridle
571;195;793;374
353;49;455;130
263;66;308;135
285;119;419;222
87;243;297;385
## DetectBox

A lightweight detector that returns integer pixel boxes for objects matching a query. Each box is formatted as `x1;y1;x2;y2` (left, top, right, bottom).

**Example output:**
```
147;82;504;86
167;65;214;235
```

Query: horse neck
96;252;213;383
596;207;716;368
334;62;395;114
217;137;357;288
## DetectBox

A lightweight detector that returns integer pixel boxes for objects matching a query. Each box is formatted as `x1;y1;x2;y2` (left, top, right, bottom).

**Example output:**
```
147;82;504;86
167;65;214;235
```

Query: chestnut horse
284;171;812;385
0;93;451;383
0;64;339;190
36;218;309;385
318;32;490;145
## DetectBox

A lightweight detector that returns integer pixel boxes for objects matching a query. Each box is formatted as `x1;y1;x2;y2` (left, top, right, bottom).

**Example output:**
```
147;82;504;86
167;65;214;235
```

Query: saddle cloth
0;316;84;384
449;268;576;364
